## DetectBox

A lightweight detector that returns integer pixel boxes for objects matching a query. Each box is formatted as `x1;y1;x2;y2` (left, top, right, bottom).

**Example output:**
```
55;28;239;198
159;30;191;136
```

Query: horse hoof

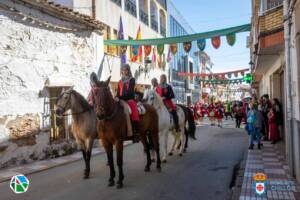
179;153;183;157
168;152;173;156
162;159;167;163
183;149;187;153
108;181;115;187
116;182;123;189
151;158;156;162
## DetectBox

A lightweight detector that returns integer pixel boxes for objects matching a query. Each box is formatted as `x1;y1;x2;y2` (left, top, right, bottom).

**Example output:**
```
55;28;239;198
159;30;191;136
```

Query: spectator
261;94;272;140
247;103;263;150
272;98;283;139
234;105;243;128
268;107;280;144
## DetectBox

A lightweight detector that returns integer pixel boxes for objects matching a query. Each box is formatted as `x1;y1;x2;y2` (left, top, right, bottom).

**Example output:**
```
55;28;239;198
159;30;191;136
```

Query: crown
253;173;267;181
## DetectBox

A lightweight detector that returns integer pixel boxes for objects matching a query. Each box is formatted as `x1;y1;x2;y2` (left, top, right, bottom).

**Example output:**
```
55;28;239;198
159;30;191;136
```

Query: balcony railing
125;0;137;17
139;9;149;25
111;0;121;7
260;0;283;14
151;17;158;32
267;0;283;10
160;25;166;36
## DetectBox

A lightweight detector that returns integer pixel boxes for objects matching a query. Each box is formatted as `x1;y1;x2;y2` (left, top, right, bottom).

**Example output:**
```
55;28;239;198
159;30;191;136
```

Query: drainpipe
283;0;295;176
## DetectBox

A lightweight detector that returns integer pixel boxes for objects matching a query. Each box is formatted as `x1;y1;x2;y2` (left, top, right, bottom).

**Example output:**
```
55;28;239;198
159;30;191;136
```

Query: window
103;25;112;54
112;29;119;56
260;0;283;14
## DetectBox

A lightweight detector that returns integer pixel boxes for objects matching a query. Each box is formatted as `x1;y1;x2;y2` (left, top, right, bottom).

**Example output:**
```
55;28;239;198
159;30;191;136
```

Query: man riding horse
156;74;180;132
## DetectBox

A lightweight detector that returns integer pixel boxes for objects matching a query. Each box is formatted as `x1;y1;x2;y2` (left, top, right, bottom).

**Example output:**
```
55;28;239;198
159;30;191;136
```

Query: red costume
269;112;280;141
156;84;176;111
117;78;139;121
207;104;215;117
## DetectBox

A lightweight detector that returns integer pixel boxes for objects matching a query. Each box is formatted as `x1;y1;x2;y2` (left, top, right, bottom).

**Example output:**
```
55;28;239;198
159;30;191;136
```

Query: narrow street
0;121;248;200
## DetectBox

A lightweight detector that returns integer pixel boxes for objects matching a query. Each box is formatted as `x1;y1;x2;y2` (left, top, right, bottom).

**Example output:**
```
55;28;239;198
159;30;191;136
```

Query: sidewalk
239;141;300;200
0;141;132;183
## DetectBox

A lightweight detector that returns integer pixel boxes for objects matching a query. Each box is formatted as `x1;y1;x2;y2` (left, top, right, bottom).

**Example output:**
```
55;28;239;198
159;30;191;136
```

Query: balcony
151;17;158;32
156;0;167;10
258;6;283;35
139;9;149;25
125;0;137;17
160;25;166;37
111;0;121;7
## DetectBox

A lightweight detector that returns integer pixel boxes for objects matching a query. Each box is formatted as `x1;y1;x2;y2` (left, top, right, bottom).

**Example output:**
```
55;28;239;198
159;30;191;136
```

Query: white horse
143;89;186;162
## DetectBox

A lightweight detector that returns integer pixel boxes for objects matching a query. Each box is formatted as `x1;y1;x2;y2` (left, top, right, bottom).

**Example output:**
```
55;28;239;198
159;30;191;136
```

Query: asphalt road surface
0;121;248;200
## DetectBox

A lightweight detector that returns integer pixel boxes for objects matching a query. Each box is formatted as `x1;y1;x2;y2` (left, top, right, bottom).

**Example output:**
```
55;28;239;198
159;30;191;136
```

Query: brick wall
259;6;283;33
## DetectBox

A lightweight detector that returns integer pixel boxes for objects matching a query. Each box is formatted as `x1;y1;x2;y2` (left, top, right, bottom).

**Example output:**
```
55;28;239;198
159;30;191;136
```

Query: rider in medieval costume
87;72;98;106
116;64;140;143
156;74;180;132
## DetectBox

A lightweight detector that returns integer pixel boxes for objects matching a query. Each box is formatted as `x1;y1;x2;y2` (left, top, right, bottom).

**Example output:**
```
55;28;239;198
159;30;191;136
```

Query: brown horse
93;77;161;189
56;89;97;179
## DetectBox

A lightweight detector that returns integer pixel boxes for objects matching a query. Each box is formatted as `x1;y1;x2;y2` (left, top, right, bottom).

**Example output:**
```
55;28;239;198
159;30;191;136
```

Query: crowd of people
246;94;283;150
189;94;283;150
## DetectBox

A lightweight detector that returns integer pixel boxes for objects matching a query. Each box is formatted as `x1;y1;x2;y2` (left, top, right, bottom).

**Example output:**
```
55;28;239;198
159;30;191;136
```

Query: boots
171;110;180;132
132;121;140;143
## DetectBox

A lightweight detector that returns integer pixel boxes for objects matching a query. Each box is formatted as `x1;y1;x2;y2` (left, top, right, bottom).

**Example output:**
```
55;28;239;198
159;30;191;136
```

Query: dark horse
177;104;196;151
92;77;161;189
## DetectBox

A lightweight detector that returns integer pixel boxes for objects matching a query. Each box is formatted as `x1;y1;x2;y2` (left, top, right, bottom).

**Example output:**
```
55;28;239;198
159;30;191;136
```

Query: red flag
152;47;156;63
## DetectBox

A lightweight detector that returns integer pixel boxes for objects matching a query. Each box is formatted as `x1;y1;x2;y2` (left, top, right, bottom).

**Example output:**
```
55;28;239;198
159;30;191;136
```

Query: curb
231;151;248;200
0;141;132;183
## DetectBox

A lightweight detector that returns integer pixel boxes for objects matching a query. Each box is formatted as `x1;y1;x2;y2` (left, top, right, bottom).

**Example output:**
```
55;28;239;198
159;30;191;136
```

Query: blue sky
171;0;251;73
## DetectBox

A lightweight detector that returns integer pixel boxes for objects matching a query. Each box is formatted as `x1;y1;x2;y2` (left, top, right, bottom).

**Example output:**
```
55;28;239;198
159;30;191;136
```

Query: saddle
126;101;146;115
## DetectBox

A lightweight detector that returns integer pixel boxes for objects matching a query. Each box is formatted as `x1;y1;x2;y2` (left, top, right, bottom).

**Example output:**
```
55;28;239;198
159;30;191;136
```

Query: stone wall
0;2;104;168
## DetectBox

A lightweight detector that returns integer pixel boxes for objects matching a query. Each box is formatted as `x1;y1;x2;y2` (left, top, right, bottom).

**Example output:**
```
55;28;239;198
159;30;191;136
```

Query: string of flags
178;68;249;79
106;22;250;62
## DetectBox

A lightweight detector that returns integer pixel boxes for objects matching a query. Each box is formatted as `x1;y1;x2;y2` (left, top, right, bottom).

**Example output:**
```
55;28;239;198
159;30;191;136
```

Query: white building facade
51;0;170;93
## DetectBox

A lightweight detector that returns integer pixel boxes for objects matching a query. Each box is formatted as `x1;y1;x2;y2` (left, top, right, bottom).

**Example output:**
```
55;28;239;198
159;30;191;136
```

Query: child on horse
156;74;180;132
116;64;140;143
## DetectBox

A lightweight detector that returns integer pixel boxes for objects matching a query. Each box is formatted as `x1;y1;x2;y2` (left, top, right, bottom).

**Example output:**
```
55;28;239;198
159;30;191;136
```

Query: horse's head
143;89;163;109
93;76;114;120
56;88;73;117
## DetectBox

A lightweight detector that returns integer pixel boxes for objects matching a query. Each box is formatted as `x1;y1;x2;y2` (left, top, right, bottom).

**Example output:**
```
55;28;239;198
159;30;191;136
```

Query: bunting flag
197;39;206;51
131;25;142;62
226;33;236;46
183;41;192;53
157;44;164;55
170;44;178;55
117;16;126;66
104;24;251;46
211;36;221;49
152;47;156;63
144;45;152;57
167;47;172;62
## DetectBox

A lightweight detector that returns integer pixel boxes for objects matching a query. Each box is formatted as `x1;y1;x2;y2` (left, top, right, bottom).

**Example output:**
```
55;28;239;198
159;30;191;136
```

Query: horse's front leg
81;149;88;179
104;143;115;187
184;127;189;152
169;131;178;156
83;139;94;179
116;140;124;189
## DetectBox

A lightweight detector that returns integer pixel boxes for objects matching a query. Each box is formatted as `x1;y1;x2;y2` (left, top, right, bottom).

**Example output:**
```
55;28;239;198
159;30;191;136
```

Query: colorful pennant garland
120;46;127;55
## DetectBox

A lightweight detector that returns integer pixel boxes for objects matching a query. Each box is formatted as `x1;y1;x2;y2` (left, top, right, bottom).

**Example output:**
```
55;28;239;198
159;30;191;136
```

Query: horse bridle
56;90;91;117
94;86;120;121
